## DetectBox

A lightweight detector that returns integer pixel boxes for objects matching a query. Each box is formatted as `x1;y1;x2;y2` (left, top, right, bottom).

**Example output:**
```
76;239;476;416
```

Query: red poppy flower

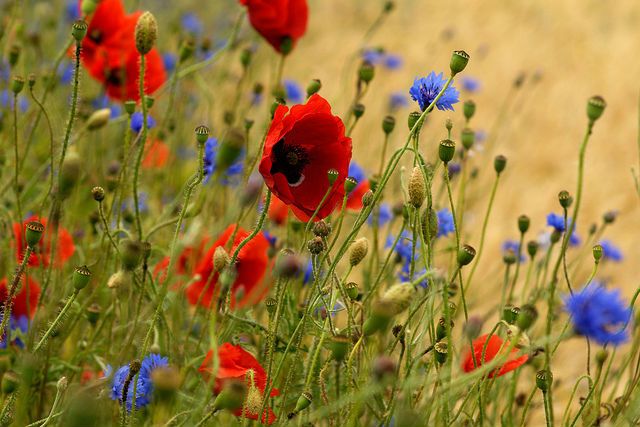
346;179;370;211
13;216;75;268
258;94;352;221
186;225;270;309
199;343;279;424
461;334;528;377
153;237;210;285
238;0;308;53
0;276;41;319
267;195;290;225
142;139;170;169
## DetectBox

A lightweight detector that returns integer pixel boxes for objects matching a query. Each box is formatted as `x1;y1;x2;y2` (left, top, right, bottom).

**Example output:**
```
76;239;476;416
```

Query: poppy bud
86;108;111;130
349;237;369;267
11;76;24;94
25;221;45;248
421;208;439;241
463;315;484;340
436;317;454;341
71;20;88;42
457;244;476;266
384;1;395;12
518;215;530;234
265;297;277;316
494;155;507;174
353;103;365;119
330;335;350;361
361;190;374;207
434;341;448;364
327;169;339;185
535;370;553;392
592;244;603;264
527;240;538;259
450;50;470;76
124;101;136;116
461;128;474;150
81;0;98;15
306;79;322;97
558;190;573;209
372;356;396;382
57;376;68;392
59;150;82;199
439;139;456;163
550;229;561;244
345;177;358;194
135;12;158;55
179;38;195;62
8;44;20;67
120;240;143;271
195;125;210;145
358;61;375;84
213;246;230;273
345;282;359;301
212;380;247;412
382;115;395;134
363;284;415;336
463;100;476;121
503;305;520;324
595;349;608;366
516;304;538;330
307;236;325;255
91;186;105;202
503;249;517;265
603;211;617;224
313;220;332;237
275;250;303;278
1;371;19;394
445;119;453;133
408;111;421;130
73;265;92;291
586;95;606;123
408;167;426;208
107;270;129;289
239;48;252;68
217;129;244;171
86;303;100;326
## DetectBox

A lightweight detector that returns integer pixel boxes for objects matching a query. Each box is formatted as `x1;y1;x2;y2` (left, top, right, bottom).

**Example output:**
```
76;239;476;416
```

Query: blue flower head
389;92;409;110
599;239;623;262
0;90;28;112
563;284;631;346
0;315;28;349
162;52;177;73
110;353;169;410
348;162;367;188
502;240;526;262
181;13;203;36
65;0;80;22
283;79;304;104
448;162;462;178
461;76;481;93
92;95;122;118
436;208;455;238
367;203;392;227
203;137;244;185
383;54;403;70
387;230;417;262
409;72;459;112
362;49;384;65
399;265;429;288
131;112;156;133
546;212;580;247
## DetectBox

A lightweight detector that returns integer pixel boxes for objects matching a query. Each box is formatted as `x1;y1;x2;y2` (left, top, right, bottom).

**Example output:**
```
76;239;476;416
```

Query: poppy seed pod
345;282;359;301
27;73;36;89
461;128;475;150
11;76;24;94
124;101;136;116
195;125;210;145
349;237;369;266
592;244;603;263
457;244;476;266
293;391;312;413
240;48;252;68
527;241;538;259
306;79;322;97
1;371;19;394
86;108;111;131
503;249;517;265
503;305;520;324
463;100;476;121
558;190;573;209
71;20;88;42
536;370;553;392
434;341;448;364
438;140;455;165
408;167;426;208
25;221;45;248
450;50;470;75
86;303;101;326
353;103;366;119
603;211;618;224
179;38;195;63
518;215;530;234
73;265;92;291
516;304;538;330
586;95;606;123
408;111;421;130
120;240;144;271
265;297;277;316
494;155;507;174
330;335;350;361
327;169;340;186
345;177;358;194
135;12;158;55
358;61;375;84
436;317;454;341
382;115;395;134
8;44;20;67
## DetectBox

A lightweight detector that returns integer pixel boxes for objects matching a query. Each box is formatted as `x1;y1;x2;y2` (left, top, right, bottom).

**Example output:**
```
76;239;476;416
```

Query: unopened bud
213;246;230;272
349;237;369;266
408;166;426;208
135;12;158;55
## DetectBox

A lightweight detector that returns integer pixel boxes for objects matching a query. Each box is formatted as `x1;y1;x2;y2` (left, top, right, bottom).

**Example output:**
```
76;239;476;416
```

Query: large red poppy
461;334;528;377
13;216;75;268
80;0;166;101
199;343;279;424
238;0;308;53
186;225;270;309
258;94;352;221
0;276;41;319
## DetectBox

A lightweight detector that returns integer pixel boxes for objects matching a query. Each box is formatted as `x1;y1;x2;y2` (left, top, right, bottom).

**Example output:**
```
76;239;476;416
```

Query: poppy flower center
89;29;103;44
105;68;125;86
270;138;309;186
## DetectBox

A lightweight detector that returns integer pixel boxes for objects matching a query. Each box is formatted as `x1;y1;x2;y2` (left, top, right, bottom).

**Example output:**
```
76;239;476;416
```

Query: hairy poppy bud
592;244;603;263
135;12;158;55
450;50;470;76
518;215;530;234
461;127;474;150
434;341;448;364
11;76;24;94
73;265;92;291
306;79;322;97
213;246;230;273
382;115;395;134
87;108;111;131
536;370;553;392
439;139;456;163
527;240;538;259
120;240;143;271
463;100;476;121
179;38;195;62
494;155;507;174
107;270;129;289
595;349;608;366
217;128;244;171
72;20;88;42
349;237;369;266
195;125;210;145
57;376;69;392
8;44;20;67
586;95;606;123
408;167;426;208
361;190;374;207
27;73;36;89
463;315;484;340
358;61;375;84
457;244;476;266
558;190;573;209
307;236;325;255
25;221;45;248
59;150;82;199
517;304;538;330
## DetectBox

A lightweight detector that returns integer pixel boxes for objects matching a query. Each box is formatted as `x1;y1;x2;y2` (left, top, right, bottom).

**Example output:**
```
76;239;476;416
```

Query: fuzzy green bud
59;150;82;199
120;240;144;271
86;108;111;131
135;12;158;55
362;190;374;207
517;304;538;330
349;237;369;267
421;208;439;241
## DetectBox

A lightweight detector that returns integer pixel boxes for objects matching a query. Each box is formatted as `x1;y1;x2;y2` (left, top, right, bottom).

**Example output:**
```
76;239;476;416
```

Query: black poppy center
270;138;309;186
105;68;124;86
89;29;102;44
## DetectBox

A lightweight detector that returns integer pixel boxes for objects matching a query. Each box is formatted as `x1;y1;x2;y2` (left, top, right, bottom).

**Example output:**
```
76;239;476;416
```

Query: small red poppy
267;195;290;226
0;276;41;319
238;0;308;53
461;334;529;377
346;179;370;211
199;343;279;424
13;216;75;268
142;139;170;169
153;237;210;285
186;225;270;309
258;94;352;221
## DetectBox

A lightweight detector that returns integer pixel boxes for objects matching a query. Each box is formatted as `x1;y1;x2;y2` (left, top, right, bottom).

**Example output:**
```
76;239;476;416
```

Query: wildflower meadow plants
0;0;639;426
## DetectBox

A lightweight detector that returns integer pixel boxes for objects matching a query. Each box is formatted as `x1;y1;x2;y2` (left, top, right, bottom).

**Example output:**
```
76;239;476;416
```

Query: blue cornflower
367;203;392;227
122;192;148;214
92;95;122;118
302;259;325;285
599;239;623;262
383;54;403;70
563;284;631;346
263;231;277;247
409;72;459;112
0;315;28;350
399;264;429;288
283;79;304;104
388;230;417;262
502;240;526;262
362;49;384;64
203;138;244;185
162;53;178;74
448;162;462;178
0;90;28;112
389;91;409;110
436;208;455;237
181;13;203;35
110;353;169;410
131;112;156;133
546;212;580;246
59;62;75;85
461;76;481;93
65;0;80;21
0;60;9;82
348;162;367;188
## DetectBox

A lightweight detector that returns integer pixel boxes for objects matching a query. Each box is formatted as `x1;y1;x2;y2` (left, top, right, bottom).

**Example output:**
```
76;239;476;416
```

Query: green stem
133;54;148;241
34;290;80;353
